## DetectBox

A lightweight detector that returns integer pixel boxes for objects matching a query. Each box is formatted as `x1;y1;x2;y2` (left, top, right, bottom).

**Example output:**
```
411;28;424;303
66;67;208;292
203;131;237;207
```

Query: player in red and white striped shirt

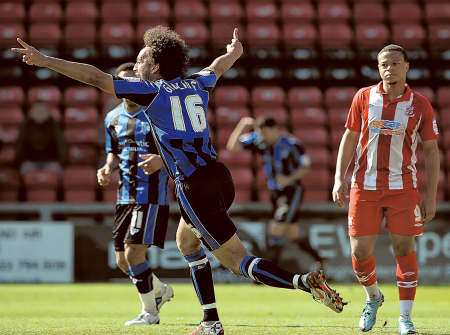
332;45;440;335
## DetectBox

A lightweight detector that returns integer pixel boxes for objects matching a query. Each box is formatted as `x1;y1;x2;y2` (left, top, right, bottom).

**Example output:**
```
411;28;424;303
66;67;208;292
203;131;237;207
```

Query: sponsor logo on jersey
369;120;405;136
405;105;415;117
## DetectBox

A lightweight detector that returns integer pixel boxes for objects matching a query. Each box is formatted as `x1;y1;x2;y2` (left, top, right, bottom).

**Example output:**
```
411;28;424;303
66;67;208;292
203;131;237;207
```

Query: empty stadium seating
1;0;449;204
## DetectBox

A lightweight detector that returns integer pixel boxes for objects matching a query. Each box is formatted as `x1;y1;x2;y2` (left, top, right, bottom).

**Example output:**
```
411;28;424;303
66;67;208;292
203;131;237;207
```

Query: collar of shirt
376;82;412;104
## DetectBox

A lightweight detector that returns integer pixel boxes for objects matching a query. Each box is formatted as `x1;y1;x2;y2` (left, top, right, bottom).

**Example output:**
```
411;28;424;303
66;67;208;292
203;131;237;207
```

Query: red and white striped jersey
345;82;438;191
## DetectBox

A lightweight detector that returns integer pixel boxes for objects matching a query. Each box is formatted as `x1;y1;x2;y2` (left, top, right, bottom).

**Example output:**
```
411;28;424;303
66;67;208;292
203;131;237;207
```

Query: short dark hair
115;62;135;76
255;116;277;129
377;44;408;62
143;26;189;80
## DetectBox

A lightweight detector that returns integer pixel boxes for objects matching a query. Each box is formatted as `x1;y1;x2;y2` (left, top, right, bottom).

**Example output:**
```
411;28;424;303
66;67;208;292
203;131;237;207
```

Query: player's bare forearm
207;28;243;79
207;52;241;79
334;129;359;181
105;153;116;168
226;119;252;152
286;166;310;184
44;57;114;94
422;140;440;197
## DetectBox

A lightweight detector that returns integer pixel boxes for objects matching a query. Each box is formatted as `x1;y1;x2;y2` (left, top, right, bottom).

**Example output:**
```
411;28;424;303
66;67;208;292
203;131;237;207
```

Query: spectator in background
15;101;65;175
227;116;324;270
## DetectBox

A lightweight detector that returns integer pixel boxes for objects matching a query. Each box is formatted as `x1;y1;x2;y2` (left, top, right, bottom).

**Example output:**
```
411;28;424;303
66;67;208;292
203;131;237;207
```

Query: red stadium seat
328;108;348;127
174;0;207;21
102;189;117;202
28;86;61;105
0;144;15;164
257;189;271;202
294;127;328;147
64;190;96;203
0;86;24;106
246;1;279;21
65;2;98;22
64;23;96;47
29;23;62;46
438;108;450;128
246;23;280;48
353;3;385;23
437;86;450;108
64;86;99;107
64;126;99;144
29;2;62;23
211;23;245;47
27;190;58;202
288;87;322;108
214;86;249;106
253;108;288;123
291;108;327;127
392;24;426;48
100;2;133;22
280;1;315;22
325;87;357;109
0;2;25;23
64;107;98;125
282;24;317;48
175;22;209;47
0;107;23;125
428;24;450;50
216;127;234;149
0;169;20;201
209;1;243;23
355;24;389;50
318;2;350;22
389;3;422;23
301;168;330;189
234;189;252;203
414;87;435;105
251;86;285;108
24;169;59;189
319;23;352;48
0;23;26;47
307;148;331;168
229;167;253;189
0;126;19;144
215;106;250;126
303;190;330;203
63;166;97;188
219;150;252;167
425;2;450;23
100;23;134;45
330;129;345;149
67;145;98;164
137;0;171;21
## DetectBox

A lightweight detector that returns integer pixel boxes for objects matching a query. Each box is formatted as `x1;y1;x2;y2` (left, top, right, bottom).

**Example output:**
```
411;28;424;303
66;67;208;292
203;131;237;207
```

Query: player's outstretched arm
226;117;254;152
206;28;243;79
11;38;114;94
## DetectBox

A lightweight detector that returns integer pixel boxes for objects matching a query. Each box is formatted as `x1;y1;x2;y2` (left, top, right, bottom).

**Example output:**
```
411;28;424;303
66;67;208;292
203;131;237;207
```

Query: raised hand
226;28;243;58
11;38;48;67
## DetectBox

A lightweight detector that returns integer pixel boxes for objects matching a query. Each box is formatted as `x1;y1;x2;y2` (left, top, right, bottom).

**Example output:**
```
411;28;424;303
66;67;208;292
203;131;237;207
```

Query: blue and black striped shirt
104;102;169;205
240;132;310;191
113;70;218;181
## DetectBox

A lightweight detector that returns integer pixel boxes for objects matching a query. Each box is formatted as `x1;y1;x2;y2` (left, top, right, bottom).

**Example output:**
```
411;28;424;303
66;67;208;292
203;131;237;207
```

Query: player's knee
124;244;147;265
392;241;415;256
351;249;372;261
176;236;201;256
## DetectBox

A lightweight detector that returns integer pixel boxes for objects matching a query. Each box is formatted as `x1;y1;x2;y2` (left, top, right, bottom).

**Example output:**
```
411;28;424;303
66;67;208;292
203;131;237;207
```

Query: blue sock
129;261;153;294
240;255;309;292
185;249;219;321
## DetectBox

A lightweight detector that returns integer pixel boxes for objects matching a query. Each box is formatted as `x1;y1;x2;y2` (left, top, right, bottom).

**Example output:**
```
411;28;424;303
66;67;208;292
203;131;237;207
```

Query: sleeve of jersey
419;99;439;141
113;77;158;107
292;143;311;168
190;69;218;90
345;89;363;132
104;120;117;154
239;132;257;151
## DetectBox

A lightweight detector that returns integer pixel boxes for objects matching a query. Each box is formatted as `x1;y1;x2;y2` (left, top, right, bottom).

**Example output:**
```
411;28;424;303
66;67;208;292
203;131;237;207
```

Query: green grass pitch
0;283;449;334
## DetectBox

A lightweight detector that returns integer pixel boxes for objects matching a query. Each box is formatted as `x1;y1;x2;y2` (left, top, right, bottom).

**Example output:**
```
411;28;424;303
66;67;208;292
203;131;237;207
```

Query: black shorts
176;161;237;251
112;204;169;251
270;185;304;223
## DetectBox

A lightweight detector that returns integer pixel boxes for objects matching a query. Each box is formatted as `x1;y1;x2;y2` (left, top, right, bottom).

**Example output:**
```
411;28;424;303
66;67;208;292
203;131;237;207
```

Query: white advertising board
0;222;74;283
